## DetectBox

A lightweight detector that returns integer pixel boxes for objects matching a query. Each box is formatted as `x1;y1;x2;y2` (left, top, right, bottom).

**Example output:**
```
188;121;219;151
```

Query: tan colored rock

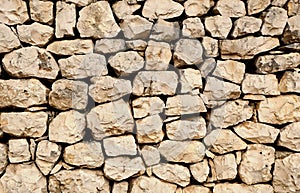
120;15;153;40
239;144;275;184
214;0;246;17
278;122;300;151
49;169;109;193
256;53;300;74
136;115;164;143
145;40;172;70
283;15;300;44
141;146;161;166
272;0;288;6
65;0;93;6
132;97;164;118
63;141;104;168
0;144;7;175
104;156;145;181
258;95;300;124
0;163;47;193
205;16;232;39
220;36;280;60
47;39;93;55
204;129;247;154
242;74;280;95
0;79;48;108
234;121;279;144
201;37;219;57
273;153;300;193
126;40;148;51
153;163;190;187
287;0;300;16
214;183;273;193
0;0;29;25
131;176;177;193
243;94;266;101
213;154;237;180
212;60;245;84
179;68;202;94
182;17;205;38
49;110;86;144
77;1;120;38
103;135;137;157
112;0;141;19
0;23;20;53
142;0;184;19
30;0;54;24
183;185;211;193
133;71;178;96
184;0;213;16
190;159;210;183
95;39;126;54
247;0;271;15
261;7;288;36
159;140;205;163
87;99;134;140
55;1;75;38
112;181;128;193
49;79;88;110
279;71;300;93
150;19;180;42
3;46;59;79
36;140;61;175
232;16;262;38
8;139;31;163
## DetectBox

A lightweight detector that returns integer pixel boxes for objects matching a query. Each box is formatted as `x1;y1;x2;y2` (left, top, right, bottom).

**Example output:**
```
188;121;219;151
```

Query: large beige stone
183;186;211;193
30;0;54;24
205;16;232;39
131;176;177;193
0;0;29;25
247;0;271;15
132;97;164;118
47;39;93;55
212;60;245;84
140;146;161;166
261;7;288;36
112;181;128;193
213;183;273;193
278;122;300;151
190;159;210;183
182;17;205;38
232;16;262;38
136;115;164;143
142;0;184;19
241;74;280;95
283;15;300;44
120;15;153;39
214;0;246;17
55;1;76;38
0;23;20;53
287;0;300;16
103;135;137;157
179;68;202;94
201;37;219;57
166;95;206;115
94;39;126;54
213;153;237;180
184;0;213;16
113;0;141;19
0;144;8;175
279;71;300;93
3;46;59;79
150;19;180;42
145;40;172;70
8;139;31;163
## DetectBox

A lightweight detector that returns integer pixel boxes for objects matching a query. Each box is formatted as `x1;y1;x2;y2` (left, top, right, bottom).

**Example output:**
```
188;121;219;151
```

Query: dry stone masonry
0;0;299;193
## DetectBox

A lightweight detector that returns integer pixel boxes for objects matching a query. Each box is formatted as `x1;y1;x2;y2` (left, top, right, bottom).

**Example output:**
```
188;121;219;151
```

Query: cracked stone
132;97;164;119
182;17;205;38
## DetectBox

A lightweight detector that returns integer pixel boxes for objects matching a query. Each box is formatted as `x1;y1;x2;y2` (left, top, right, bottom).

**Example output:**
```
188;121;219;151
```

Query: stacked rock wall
0;0;300;192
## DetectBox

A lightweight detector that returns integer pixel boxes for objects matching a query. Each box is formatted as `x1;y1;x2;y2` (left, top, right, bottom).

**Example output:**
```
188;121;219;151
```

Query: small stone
182;17;205;38
212;60;245;84
136;115;164;143
112;181;129;193
261;7;288;36
150;19;180;42
214;0;246;17
49;110;86;144
30;0;54;24
159;140;205;163
239;144;275;184
179;68;203;94
103;135;137;157
55;1;75;38
278;122;300;151
47;39;93;55
184;0;213;16
133;71;178;96
63;141;104;168
112;0;141;19
0;112;47;138
87;99;134;140
279;70;300;93
283;15;300;44
0;0;29;25
145;40;172;70
243;94;266;101
141;146;161;166
36;140;61;175
131;176;177;193
49;79;88;110
0;144;8;175
152;163;190;187
190;159;210;183
0;79;48;108
59;54;108;79
0;23;20;53
94;39;126;54
220;36;280;60
214;183;273;193
183;185;211;193
247;0;271;15
8;139;31;163
201;37;219;57
234;121;279;144
2;46;59;79
142;0;184;19
287;0;300;16
65;0;93;6
213;154;237;180
132;97;164;118
242;74;280;95
104;156;145;181
232;16;262;38
204;16;232;39
258;95;300;124
77;1;120;38
126;40;148;51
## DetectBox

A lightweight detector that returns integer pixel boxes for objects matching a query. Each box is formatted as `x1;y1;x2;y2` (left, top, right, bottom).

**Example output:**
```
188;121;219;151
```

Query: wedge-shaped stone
214;183;273;193
0;23;20;53
142;0;184;19
132;97;164;118
120;15;153;39
242;74;280;95
0;0;29;25
103;135;137;157
131;176;177;193
55;1;76;38
278;122;300;151
47;39;93;55
212;60;245;84
166;95;207;115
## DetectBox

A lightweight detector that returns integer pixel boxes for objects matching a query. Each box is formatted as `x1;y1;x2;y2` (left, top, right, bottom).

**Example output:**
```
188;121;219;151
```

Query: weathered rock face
166;95;207;115
214;183;274;193
131;176;177;193
47;39;93;55
212;60;245;84
95;39;126;54
278;122;300;151
142;0;184;19
0;144;8;175
190;159;210;183
55;1;76;38
182;18;205;38
213;153;237;180
282;15;300;44
150;19;180;42
136;115;164;143
140;146;161;166
112;181;128;193
120;15;153;40
261;7;288;36
214;0;246;17
132;97;164;118
241;74;280;95
112;0;141;20
183;186;211;193
145;41;172;70
0;0;29;25
8;139;31;163
179;68;203;94
201;37;219;57
0;23;20;53
29;0;54;24
205;15;232;39
287;0;300;16
103;135;137;157
247;0;271;15
184;0;213;17
232;16;262;37
65;0;93;7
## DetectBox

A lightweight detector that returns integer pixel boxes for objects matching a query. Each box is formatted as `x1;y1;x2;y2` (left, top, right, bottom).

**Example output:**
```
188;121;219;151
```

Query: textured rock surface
47;39;93;55
8;139;31;163
214;183;274;193
29;0;54;24
94;39;126;54
261;7;288;36
202;37;219;57
182;18;205;38
150;19;180;42
0;0;29;25
213;153;237;180
140;146;161;166
241;74;280;95
184;0;213;16
0;23;20;53
132;97;164;118
190;159;210;183
103;135;137;157
247;0;271;15
55;1;76;38
112;0;141;19
205;16;232;39
136;115;164;143
0;144;8;175
212;60;245;84
166;95;207;115
279;71;300;93
232;16;262;37
278;122;300;151
145;40;172;70
131;176;177;193
120;15;153;40
142;0;184;19
214;0;246;17
283;15;300;44
179;68;203;94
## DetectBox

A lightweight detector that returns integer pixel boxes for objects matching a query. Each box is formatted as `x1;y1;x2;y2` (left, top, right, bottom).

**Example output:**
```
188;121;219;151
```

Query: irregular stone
287;0;300;16
59;54;108;79
234;121;279;144
243;94;266;101
190;159;210;183
77;1;121;38
0;163;47;193
141;146;161;166
153;163;190;187
36;140;61;175
204;16;232;39
65;0;93;6
256;53;300;74
94;39;126;54
239;144;275;184
0;112;47;138
247;0;271;15
184;0;213;16
272;0;288;6
242;74;280;95
150;19;180;42
132;97;164;118
112;181;128;193
278;122;300;151
201;37;219;57
104;156;145;181
145;40;172;70
120;15;153;39
3;46;59;79
166;95;206;115
142;0;184;19
108;51;144;76
126;40;148;51
0;79;48;108
159;140;205;163
30;0;54;24
8;139;31;163
214;183;274;193
213;154;237;180
179;68;202;94
183;186;211;193
258;95;300;124
232;16;262;38
214;0;246;17
261;7;288;36
63;141;104;168
87;99;134;140
283;15;300;44
47;39;93;55
112;0;141;19
273;153;300;193
49;79;88;110
182;17;205;38
279;70;300;93
49;110;86;144
133;71;178;96
212;60;245;84
49;169;109;193
220;36;280;60
103;135;137;157
0;0;29;25
131;176;177;193
0;144;7;175
55;1;75;38
0;23;20;53
136;115;164;143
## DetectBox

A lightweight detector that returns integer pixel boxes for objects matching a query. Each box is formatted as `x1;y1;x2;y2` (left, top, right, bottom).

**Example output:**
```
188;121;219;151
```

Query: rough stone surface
103;135;137;157
287;0;300;16
0;23;20;53
182;18;205;38
132;97;164;118
55;1;76;38
120;15;153;40
150;19;180;42
232;16;262;38
214;0;246;17
145;40;172;70
261;7;288;36
0;0;29;25
166;95;207;115
47;39;93;55
112;0;141;19
141;146;161;166
142;0;184;19
179;68;202;94
279;70;300;93
126;40;148;51
278;122;300;151
184;0;213;16
183;186;211;193
30;0;54;24
212;60;245;84
201;37;219;57
283;15;300;44
241;74;280;95
65;0;93;6
205;16;232;39
190;159;210;183
112;181;128;193
131;176;177;193
8;139;31;163
247;0;271;15
214;183;274;193
94;39;126;54
136;115;164;143
213;154;237;180
0;144;8;175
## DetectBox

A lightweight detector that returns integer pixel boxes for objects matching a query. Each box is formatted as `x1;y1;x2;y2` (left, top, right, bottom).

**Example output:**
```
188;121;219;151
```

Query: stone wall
0;0;300;192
